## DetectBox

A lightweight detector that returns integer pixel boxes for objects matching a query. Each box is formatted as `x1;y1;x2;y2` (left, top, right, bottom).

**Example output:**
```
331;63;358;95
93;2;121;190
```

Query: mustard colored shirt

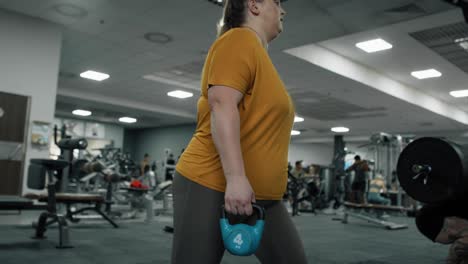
176;28;295;200
369;178;386;194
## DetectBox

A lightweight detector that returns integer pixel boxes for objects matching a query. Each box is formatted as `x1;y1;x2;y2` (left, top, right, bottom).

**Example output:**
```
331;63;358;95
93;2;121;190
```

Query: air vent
291;90;387;121
410;22;468;74
385;3;425;14
410;22;468;43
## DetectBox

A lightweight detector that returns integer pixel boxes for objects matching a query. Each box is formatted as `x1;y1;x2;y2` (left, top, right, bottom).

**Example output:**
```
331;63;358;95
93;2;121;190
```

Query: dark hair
144;153;149;158
354;155;361;161
217;0;249;37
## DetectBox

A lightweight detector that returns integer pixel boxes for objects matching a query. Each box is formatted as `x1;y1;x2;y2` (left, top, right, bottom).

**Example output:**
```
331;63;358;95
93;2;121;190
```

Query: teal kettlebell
220;203;265;256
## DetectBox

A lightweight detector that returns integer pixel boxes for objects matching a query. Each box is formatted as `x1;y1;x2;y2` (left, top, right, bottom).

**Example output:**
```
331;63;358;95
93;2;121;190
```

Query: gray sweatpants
171;171;308;264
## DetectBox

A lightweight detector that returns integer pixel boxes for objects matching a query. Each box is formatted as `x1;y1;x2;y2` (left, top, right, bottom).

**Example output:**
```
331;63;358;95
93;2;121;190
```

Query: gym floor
0;211;447;264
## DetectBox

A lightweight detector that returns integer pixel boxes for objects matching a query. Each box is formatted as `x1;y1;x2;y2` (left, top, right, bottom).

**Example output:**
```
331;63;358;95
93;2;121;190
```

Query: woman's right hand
225;177;256;216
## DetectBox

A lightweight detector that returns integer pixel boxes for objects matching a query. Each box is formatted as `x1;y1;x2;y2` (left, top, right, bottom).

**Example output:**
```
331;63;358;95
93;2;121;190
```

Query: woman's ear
246;0;261;16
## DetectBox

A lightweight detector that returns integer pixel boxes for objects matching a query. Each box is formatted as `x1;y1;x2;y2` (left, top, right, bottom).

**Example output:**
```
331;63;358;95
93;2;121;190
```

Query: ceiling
1;0;468;144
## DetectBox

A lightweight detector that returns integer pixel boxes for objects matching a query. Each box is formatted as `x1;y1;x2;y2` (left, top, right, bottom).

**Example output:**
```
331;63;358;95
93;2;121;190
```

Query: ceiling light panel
450;89;468;98
167;90;193;99
80;70;110;81
411;69;442;79
331;127;350;133
356;38;393;53
119;117;137;123
294;116;304;122
291;130;301;136
72;109;92;116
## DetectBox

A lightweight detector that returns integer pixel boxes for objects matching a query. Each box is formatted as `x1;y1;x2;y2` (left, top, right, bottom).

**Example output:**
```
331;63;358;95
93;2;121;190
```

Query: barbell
397;137;468;204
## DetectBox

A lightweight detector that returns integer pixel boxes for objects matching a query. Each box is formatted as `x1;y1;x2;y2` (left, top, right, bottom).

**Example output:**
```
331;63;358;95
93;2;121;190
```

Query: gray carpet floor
0;212;448;264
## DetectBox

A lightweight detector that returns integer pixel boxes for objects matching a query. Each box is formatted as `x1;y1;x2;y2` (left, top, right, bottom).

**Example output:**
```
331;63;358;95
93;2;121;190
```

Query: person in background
165;153;176;181
290;160;304;179
345;155;370;204
367;174;391;205
166;153;176;165
140;153;150;177
309;164;321;188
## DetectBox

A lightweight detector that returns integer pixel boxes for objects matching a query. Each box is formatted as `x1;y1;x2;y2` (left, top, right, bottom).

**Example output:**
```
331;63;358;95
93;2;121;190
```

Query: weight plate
397;137;464;204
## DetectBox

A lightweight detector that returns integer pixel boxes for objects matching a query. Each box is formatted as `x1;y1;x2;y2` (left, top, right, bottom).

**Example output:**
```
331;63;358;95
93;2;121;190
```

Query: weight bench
30;159;118;249
29;159;73;248
36;193;118;227
340;201;408;230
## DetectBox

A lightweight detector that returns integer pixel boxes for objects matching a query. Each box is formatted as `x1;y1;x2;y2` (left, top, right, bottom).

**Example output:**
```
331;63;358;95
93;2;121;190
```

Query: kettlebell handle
220;203;265;220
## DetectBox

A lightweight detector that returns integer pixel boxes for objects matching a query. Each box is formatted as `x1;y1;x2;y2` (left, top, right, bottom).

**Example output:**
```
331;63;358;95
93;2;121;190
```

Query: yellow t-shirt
369;178;386;193
176;27;295;200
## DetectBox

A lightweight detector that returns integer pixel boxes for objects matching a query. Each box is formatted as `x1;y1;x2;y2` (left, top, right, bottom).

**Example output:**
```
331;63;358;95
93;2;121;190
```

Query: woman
367;174;391;205
172;0;307;263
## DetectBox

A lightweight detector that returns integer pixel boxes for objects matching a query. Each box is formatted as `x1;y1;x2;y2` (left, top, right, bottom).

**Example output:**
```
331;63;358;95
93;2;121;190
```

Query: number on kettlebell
234;234;244;246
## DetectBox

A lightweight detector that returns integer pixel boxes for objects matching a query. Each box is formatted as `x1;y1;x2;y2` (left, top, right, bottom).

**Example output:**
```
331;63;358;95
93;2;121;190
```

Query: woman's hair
217;0;249;37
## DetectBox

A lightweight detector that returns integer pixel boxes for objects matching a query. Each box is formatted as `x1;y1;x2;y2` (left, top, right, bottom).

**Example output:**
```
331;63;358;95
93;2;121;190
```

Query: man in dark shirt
345;155;370;204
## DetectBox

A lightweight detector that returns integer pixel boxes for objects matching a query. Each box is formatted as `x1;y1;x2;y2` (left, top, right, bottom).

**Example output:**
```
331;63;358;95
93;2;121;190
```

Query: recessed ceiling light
411;69;442;79
355;38;393;53
80;70;110;81
291;130;301;136
294;116;304;122
331;127;350;133
53;4;88;18
167;90;193;99
450;89;468;98
144;32;172;44
119;117;137;123
72;109;92;116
